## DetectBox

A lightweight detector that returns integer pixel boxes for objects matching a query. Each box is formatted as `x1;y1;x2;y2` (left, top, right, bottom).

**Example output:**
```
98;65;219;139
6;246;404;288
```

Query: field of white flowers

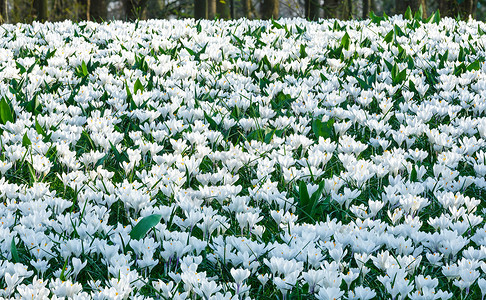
0;10;486;299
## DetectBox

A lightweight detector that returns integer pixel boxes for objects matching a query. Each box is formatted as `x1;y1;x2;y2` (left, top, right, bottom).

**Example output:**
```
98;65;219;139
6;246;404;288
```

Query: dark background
0;0;483;24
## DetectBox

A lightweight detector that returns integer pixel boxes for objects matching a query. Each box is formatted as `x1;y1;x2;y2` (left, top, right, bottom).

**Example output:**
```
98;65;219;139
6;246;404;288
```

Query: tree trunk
260;0;278;19
344;0;352;19
0;0;7;23
208;0;216;18
323;0;340;19
305;0;319;20
459;0;478;19
362;0;370;19
90;0;107;21
242;0;251;18
417;0;426;18
33;0;48;21
123;0;149;20
195;0;207;19
440;0;477;19
216;0;230;19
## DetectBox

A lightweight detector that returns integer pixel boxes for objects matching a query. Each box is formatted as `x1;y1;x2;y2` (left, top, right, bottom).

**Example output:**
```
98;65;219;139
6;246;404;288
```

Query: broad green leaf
310;181;325;204
11;238;19;263
271;19;283;29
428;10;440;25
16;62;26;74
204;112;218;130
410;166;417;182
134;78;144;95
479;24;486;36
341;32;350;51
0;98;13;124
35;119;45;136
384;30;394;44
299;181;310;208
394;25;405;37
299;44;307;59
81;61;88;77
264;129;276;144
454;62;466;76
312;118;334;139
404;6;413;20
439;49;449;69
22;133;31;147
467;60;480;72
415;5;424;20
129;214;162;240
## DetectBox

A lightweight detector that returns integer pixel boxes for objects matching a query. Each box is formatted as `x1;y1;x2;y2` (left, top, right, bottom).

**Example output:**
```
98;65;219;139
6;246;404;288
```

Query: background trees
0;0;484;24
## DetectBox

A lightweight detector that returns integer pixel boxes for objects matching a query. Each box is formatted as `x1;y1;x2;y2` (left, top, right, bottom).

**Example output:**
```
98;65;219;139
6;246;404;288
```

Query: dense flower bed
1;14;486;299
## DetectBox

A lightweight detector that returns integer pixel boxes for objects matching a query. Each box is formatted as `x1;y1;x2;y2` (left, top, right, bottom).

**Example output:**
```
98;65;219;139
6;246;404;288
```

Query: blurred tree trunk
363;0;370;19
242;0;251;18
123;0;149;20
33;0;48;21
195;0;207;19
440;0;477;19
53;0;64;20
323;0;340;19
343;0;352;19
305;0;319;20
77;0;90;20
0;0;7;23
90;0;107;21
208;0;216;18
260;0;278;19
217;0;230;19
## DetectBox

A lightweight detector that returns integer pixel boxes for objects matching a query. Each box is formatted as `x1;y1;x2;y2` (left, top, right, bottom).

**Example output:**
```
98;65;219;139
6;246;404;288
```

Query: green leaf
22;132;31;147
16;62;26;74
467;60;480;72
428;9;440;24
59;257;69;281
129;214;162;240
310;181;325;204
454;62;466;76
133;78;144;95
341;32;350;51
264;129;276;144
81;61;88;77
299;44;307;59
394;24;405;37
384;30;394;44
410;166;417;182
299;181;310;208
415;5;424;21
369;11;382;25
312;118;334;139
35;119;45;136
11;238;19;263
479;24;486;36
204;112;218;130
458;47;465;62
271;19;283;29
404;6;413;20
439;49;449;69
0;98;13;124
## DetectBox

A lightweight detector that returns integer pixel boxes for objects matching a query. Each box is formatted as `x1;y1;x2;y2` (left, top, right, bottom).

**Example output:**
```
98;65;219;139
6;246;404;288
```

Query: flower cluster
0;14;486;299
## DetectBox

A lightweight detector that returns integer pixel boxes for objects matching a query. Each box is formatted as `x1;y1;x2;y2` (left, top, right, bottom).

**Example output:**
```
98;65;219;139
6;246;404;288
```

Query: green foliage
0;97;13;125
312;117;334;139
295;181;327;223
130;214;162;240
